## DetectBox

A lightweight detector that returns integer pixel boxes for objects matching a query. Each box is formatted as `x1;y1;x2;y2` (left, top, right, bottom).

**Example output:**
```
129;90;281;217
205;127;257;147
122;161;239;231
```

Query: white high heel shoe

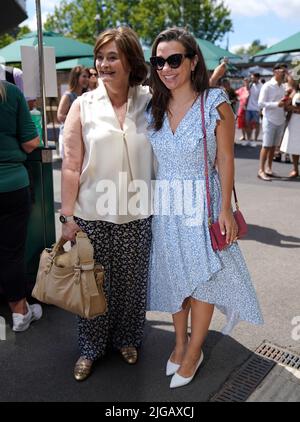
170;351;204;389
166;358;180;376
166;336;190;376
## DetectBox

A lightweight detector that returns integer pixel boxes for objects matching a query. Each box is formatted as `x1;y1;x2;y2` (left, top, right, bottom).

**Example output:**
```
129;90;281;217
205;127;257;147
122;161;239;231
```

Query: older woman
61;27;153;381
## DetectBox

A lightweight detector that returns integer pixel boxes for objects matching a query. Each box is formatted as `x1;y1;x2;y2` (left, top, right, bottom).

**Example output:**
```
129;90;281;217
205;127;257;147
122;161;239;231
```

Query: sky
22;0;300;53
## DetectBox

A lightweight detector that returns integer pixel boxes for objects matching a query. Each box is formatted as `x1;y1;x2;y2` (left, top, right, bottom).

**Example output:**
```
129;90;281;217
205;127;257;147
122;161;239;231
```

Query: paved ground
0;135;300;402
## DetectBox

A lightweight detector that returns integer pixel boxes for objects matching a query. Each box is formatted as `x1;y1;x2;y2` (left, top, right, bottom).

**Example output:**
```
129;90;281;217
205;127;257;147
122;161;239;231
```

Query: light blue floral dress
147;88;263;334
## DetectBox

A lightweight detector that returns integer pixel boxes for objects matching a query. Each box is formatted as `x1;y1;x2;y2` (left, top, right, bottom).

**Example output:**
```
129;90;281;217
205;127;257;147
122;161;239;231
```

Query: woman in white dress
281;79;300;178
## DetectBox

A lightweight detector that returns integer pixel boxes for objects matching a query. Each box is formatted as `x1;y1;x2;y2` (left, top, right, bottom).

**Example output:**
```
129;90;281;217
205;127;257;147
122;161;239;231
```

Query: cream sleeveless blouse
68;80;153;223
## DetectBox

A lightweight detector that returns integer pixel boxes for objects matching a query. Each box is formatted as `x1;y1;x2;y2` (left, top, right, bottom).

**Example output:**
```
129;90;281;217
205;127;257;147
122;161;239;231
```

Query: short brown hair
68;65;89;91
94;27;148;86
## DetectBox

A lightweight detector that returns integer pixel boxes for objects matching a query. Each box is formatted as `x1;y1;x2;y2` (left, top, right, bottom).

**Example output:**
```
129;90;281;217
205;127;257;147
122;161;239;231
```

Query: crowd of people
220;65;299;180
1;23;298;392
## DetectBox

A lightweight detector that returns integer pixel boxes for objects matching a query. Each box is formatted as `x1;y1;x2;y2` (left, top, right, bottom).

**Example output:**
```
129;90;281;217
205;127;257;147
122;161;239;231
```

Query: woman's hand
61;220;81;241
218;208;238;245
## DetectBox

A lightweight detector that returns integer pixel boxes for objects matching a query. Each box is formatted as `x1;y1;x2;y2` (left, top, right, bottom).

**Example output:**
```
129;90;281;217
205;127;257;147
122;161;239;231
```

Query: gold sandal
74;357;93;381
120;347;138;364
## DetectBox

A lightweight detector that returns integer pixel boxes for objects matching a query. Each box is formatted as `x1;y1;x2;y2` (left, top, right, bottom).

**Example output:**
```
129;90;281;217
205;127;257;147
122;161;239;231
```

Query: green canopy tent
196;38;241;70
252;31;300;66
143;38;241;71
56;57;95;70
0;31;93;63
253;31;300;58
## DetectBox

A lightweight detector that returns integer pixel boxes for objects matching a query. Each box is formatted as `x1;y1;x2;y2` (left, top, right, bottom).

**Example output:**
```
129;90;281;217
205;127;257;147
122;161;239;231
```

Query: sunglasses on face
150;53;194;70
89;72;97;77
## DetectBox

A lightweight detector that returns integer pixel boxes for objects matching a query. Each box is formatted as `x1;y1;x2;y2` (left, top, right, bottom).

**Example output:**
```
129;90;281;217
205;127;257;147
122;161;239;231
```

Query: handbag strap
51;237;68;255
75;231;95;270
200;93;239;227
51;232;94;270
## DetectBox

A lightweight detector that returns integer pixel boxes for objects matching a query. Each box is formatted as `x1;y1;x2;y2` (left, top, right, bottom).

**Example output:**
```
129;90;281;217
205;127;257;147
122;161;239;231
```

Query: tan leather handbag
32;231;107;319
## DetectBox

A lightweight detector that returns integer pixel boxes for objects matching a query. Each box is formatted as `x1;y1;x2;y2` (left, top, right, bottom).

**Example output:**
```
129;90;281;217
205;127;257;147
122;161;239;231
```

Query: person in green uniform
0;80;42;332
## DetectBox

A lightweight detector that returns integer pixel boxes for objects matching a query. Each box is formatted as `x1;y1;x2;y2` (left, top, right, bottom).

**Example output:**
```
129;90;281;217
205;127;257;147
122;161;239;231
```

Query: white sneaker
240;140;248;146
250;141;258;147
12;302;42;332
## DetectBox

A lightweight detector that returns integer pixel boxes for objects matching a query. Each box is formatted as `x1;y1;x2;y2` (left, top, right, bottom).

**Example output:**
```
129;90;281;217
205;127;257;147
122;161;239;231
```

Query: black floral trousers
74;217;152;361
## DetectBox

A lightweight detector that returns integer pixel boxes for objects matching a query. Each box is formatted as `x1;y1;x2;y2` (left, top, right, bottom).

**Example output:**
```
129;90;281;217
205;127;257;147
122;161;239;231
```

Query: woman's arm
215;102;238;245
209;62;227;87
61;100;84;240
57;94;71;124
21;136;40;153
16;89;40;152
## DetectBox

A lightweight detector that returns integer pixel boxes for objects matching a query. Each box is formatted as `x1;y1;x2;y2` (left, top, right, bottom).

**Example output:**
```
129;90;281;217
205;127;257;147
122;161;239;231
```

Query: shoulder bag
200;93;248;251
32;231;107;318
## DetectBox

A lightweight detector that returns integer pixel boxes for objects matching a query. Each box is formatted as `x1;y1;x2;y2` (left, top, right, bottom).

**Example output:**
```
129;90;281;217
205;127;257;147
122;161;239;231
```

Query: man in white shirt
257;63;288;181
245;73;263;147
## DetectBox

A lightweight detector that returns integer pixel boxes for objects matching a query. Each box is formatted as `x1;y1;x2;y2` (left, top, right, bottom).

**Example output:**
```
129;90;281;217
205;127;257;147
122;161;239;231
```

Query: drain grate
210;341;300;402
210;354;275;402
256;341;300;369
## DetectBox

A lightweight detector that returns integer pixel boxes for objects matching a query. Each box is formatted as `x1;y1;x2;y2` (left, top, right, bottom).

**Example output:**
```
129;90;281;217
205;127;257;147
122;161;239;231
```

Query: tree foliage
180;0;232;42
0;25;31;49
44;0;232;45
0;33;14;49
235;39;267;57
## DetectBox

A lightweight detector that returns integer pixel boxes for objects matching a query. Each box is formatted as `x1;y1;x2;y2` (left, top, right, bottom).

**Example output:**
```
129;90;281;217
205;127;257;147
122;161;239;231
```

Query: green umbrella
56;57;95;70
143;38;241;70
0;31;93;63
254;31;300;57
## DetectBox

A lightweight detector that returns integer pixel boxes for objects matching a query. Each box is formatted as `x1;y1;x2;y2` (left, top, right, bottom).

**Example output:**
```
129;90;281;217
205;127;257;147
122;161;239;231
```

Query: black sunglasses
150;53;194;70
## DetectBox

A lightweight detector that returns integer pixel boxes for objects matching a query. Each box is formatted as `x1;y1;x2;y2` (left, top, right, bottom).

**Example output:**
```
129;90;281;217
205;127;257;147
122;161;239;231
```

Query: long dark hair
149;28;209;131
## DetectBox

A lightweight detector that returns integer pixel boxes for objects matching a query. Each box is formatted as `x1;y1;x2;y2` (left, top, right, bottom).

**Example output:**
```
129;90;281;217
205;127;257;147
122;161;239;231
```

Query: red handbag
200;93;248;251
